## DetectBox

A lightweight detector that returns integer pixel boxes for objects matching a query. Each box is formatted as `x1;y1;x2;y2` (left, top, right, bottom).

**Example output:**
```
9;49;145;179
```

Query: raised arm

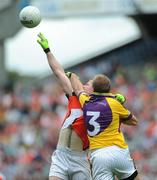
37;33;73;95
69;73;84;96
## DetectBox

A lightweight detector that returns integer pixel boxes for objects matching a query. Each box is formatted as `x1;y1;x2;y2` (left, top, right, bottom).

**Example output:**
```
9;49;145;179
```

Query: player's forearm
37;32;64;76
37;33;73;95
46;52;73;95
122;115;138;126
46;52;64;74
129;115;138;126
70;73;84;96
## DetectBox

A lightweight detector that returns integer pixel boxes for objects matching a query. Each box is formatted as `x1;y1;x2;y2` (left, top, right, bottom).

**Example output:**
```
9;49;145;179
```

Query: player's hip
90;146;137;180
49;148;91;179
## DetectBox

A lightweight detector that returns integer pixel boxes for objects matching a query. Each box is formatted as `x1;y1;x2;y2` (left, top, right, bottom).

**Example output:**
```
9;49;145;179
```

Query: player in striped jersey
70;73;140;180
37;33;92;180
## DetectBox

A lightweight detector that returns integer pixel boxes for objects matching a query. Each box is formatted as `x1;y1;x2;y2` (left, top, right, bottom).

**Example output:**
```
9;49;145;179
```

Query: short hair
92;74;111;93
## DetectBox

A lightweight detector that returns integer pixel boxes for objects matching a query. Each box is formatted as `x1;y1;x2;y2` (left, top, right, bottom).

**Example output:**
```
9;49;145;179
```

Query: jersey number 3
86;111;100;136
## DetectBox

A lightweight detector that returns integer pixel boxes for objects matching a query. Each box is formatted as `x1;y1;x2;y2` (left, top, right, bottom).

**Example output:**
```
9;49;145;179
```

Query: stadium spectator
0;62;157;179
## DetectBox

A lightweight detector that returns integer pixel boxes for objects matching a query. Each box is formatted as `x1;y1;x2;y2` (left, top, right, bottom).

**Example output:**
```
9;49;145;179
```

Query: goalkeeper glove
65;71;72;78
115;93;126;104
37;32;50;53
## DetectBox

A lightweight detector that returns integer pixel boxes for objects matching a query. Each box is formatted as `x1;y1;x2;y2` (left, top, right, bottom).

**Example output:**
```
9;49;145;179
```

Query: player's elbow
121;115;138;126
131;116;138;126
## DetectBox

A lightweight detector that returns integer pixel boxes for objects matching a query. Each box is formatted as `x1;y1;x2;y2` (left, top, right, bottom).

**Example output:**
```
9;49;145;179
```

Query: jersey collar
92;92;115;97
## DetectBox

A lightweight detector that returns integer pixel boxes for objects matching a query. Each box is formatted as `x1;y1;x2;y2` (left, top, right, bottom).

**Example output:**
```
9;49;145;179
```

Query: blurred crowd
0;62;157;180
112;63;157;180
0;82;67;180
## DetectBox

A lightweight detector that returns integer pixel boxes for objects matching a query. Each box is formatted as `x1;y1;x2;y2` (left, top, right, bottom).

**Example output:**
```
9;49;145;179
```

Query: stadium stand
0;36;157;179
1;1;157;180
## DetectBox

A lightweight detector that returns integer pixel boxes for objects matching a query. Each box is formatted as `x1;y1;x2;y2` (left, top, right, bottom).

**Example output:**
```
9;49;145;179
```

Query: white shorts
49;147;92;180
90;146;137;180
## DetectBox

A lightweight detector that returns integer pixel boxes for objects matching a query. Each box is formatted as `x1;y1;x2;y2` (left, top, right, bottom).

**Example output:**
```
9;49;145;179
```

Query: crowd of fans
0;82;67;180
0;62;157;180
113;63;157;180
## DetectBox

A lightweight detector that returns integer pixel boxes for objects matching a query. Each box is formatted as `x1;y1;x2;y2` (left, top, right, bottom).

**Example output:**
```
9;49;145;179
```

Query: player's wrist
44;48;50;53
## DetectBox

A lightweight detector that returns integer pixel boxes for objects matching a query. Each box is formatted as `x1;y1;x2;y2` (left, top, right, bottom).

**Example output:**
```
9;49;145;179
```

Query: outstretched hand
37;32;50;53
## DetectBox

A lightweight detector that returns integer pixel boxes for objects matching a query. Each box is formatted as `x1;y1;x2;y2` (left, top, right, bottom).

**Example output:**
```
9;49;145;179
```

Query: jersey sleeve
78;92;90;107
116;103;132;120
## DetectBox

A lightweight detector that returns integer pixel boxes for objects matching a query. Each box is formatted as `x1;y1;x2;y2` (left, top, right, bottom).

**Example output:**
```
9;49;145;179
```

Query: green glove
115;93;126;104
65;71;72;78
37;32;50;53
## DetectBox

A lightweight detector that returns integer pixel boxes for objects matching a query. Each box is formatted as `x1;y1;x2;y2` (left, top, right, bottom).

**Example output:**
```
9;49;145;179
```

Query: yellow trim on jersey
79;93;131;150
92;92;115;96
89;131;128;150
79;92;115;107
79;92;90;107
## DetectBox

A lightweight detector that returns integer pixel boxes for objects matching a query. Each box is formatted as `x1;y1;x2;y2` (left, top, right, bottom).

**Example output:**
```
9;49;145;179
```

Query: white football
19;6;41;28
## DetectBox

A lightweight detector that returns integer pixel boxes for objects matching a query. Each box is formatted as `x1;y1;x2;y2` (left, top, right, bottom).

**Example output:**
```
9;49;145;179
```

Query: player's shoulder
78;91;89;98
105;93;117;102
106;95;123;107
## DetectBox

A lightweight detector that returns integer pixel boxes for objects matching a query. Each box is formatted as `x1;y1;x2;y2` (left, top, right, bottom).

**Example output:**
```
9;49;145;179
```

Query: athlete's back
82;93;130;150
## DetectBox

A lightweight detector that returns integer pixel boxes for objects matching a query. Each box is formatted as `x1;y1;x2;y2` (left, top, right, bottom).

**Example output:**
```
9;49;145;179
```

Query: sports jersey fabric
79;92;132;150
62;94;89;150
